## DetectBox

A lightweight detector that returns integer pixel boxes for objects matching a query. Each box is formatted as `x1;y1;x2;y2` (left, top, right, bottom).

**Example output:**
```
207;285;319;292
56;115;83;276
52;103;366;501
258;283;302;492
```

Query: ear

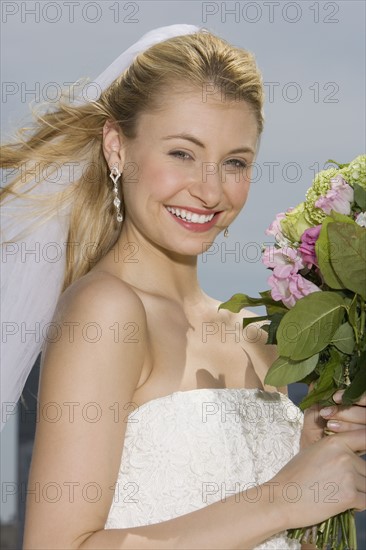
102;120;127;172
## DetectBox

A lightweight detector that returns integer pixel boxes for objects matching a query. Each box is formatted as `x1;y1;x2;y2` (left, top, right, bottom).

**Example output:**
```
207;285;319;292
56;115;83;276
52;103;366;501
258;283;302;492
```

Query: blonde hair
0;30;264;293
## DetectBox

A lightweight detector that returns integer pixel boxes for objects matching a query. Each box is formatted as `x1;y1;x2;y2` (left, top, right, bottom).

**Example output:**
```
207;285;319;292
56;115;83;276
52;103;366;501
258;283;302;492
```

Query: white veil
0;24;203;431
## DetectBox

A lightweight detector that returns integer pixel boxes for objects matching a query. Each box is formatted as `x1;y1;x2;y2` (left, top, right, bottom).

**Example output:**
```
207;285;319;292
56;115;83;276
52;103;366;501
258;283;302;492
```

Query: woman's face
115;87;259;256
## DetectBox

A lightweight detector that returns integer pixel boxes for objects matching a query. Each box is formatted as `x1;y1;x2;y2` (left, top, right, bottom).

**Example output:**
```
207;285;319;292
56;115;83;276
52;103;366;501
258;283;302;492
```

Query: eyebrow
162;133;255;155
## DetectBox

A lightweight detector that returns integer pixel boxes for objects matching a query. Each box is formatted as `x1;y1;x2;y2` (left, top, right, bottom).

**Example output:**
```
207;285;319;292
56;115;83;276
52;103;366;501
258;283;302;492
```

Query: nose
188;162;223;208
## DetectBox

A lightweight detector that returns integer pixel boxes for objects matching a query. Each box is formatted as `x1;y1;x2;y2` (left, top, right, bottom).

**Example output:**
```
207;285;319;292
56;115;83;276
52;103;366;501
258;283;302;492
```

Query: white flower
355;211;366;227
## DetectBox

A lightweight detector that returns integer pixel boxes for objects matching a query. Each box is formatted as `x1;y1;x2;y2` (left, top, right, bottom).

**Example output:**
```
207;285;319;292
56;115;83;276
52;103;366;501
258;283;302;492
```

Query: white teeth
166;206;215;224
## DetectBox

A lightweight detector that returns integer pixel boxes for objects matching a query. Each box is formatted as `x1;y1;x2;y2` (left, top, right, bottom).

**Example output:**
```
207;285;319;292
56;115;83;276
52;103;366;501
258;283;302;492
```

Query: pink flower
298;225;322;268
268;271;321;308
315;175;354;215
265;212;289;246
262;246;304;278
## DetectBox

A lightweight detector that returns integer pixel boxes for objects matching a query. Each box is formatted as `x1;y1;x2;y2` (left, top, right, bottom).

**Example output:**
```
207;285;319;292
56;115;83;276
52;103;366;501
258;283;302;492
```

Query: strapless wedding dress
104;387;303;549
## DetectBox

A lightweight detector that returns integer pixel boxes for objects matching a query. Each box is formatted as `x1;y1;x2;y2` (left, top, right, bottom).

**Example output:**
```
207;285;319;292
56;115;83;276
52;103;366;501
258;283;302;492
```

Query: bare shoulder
42;269;148;383
55;269;147;324
209;295;287;395
24;271;148;548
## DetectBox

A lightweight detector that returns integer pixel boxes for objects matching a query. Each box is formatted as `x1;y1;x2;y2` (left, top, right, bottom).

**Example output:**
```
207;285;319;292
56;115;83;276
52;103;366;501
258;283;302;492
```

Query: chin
164;236;219;258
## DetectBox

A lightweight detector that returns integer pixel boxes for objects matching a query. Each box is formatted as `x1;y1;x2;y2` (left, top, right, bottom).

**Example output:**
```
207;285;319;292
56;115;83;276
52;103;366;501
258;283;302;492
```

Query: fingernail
319;406;335;417
332;390;344;403
327;420;340;430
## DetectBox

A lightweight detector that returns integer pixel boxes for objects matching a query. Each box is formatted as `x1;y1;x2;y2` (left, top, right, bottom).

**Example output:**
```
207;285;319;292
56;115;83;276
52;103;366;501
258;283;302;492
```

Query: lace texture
104;388;303;549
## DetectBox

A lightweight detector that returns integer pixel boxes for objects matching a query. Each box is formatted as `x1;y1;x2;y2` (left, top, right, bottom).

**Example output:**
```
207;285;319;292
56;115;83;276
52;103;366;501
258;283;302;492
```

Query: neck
104;223;207;308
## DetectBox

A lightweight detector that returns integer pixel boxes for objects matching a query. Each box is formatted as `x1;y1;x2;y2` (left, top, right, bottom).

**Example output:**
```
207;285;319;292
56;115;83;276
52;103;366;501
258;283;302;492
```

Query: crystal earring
224;227;229;238
109;165;123;223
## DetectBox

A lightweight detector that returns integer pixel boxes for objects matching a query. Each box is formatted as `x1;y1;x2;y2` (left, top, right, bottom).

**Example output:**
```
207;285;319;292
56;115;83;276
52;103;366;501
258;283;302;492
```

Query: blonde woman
1;24;365;550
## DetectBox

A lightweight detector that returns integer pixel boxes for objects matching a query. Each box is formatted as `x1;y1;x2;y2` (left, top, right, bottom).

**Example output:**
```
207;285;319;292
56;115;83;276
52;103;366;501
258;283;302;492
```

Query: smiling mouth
165;206;217;225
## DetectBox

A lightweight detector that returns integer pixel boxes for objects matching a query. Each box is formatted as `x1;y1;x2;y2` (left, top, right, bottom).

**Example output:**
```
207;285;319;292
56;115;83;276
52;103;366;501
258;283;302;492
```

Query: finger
333;389;366;406
319;405;338;418
324;419;366;433
319;405;366;427
354;480;366;512
327;428;366;454
354;492;366;513
354;457;366;477
303;405;326;428
322;426;366;455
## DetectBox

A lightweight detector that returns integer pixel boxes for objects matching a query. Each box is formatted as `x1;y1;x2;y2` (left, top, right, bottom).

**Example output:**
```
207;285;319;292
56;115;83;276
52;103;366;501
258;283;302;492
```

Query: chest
132;301;263;406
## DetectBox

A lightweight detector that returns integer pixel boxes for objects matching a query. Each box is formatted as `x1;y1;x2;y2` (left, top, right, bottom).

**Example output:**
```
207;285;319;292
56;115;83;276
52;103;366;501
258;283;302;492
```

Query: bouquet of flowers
220;155;366;549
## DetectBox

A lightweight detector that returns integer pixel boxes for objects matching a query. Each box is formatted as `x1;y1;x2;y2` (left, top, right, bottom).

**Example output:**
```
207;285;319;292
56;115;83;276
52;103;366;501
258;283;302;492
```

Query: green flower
304;167;339;224
340;155;366;189
280;202;313;244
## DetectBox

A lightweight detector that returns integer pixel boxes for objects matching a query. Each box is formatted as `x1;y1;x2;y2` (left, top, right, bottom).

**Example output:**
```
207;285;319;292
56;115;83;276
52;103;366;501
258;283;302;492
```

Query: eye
169;150;192;160
224;159;248;168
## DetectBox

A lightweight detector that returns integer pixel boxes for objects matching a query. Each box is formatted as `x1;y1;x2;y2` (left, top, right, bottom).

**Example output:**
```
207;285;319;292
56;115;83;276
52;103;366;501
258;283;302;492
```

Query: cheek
226;178;251;210
139;161;188;201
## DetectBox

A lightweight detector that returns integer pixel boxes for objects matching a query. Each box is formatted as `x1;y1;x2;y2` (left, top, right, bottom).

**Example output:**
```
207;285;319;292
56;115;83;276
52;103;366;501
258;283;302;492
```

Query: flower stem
331;516;339;549
340;513;350;549
348;510;357;550
359;296;365;342
323;517;332;548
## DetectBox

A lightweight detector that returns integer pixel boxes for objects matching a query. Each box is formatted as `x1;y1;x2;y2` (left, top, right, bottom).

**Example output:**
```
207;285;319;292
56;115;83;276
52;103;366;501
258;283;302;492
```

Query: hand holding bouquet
220;155;366;549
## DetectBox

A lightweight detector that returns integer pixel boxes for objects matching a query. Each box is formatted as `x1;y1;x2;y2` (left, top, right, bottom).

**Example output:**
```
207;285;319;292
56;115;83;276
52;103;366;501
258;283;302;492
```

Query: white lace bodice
104;388;303;549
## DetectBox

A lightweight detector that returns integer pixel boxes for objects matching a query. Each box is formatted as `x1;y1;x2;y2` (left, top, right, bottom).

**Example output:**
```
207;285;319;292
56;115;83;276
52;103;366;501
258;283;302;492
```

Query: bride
1;24;365;550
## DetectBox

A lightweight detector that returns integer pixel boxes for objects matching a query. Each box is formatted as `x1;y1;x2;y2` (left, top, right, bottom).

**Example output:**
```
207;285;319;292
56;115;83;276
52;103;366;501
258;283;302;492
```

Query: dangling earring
109;164;123;222
224;226;229;238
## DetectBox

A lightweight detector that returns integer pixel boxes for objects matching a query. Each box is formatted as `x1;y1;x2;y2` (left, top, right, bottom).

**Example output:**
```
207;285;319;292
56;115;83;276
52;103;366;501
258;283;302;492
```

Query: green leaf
347;294;358;329
332;362;344;386
258;291;288;314
219;293;264;313
315;213;356;290
277;292;345;360
299;349;340;410
331;322;355;354
328;211;357;224
342;368;366;404
315;218;344;289
265;303;289;315
242;316;269;329
219;292;284;313
326;160;349;169
354;182;366;210
342;350;366;405
297;371;319;385
264;354;319;386
328;223;366;299
259;290;273;300
241;313;286;345
266;313;286;345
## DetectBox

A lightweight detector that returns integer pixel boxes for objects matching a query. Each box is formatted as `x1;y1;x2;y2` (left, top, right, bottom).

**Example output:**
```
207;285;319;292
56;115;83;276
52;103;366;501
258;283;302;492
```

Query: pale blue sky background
1;0;365;525
1;0;365;301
